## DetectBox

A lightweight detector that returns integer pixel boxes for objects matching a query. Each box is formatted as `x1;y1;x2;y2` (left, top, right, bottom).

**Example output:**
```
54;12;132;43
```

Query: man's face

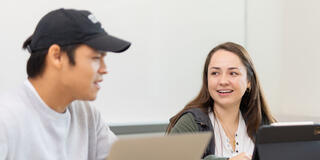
60;44;107;101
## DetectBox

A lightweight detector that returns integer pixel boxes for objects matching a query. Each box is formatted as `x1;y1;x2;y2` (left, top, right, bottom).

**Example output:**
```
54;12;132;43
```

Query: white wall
0;0;245;125
95;0;246;125
280;0;320;118
246;0;284;115
1;0;318;125
247;0;320;121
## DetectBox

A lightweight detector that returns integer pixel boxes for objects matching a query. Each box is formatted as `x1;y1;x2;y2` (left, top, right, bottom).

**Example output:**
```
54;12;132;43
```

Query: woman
167;42;276;160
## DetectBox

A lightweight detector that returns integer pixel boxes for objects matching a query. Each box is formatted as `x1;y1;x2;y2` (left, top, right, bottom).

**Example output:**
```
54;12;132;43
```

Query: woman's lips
217;89;233;96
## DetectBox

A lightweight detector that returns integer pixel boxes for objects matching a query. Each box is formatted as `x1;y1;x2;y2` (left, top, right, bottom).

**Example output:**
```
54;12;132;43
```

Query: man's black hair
22;36;80;78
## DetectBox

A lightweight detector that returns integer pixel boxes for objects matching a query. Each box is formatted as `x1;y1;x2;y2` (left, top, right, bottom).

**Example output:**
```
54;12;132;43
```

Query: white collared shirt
209;112;254;158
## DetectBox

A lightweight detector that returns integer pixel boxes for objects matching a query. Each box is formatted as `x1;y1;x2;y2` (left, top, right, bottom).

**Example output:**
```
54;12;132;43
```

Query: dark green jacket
169;108;229;160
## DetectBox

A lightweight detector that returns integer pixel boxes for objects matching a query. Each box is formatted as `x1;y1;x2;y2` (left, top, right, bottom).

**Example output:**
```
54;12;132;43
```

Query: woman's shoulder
170;113;199;133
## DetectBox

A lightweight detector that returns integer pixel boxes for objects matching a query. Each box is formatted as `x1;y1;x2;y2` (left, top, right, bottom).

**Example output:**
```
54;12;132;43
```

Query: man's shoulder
0;90;15;104
0;83;27;105
0;89;30;132
68;101;101;121
0;87;27;113
69;100;94;113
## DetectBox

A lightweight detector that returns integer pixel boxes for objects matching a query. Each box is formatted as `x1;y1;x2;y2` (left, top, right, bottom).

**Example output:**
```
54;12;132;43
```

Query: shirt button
236;142;239;145
236;150;238;153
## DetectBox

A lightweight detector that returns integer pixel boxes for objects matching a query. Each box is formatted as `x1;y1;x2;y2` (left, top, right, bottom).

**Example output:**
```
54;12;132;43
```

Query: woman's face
207;49;250;108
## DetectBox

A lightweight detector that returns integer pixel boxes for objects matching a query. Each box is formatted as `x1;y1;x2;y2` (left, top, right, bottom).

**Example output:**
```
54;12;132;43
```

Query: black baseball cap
24;8;131;53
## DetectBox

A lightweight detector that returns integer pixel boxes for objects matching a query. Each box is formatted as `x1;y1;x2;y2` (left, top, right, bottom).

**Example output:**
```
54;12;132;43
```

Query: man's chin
87;97;97;101
87;95;97;101
80;94;97;101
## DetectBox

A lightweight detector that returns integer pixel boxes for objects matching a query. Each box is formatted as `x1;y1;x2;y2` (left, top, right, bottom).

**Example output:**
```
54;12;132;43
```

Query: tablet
252;122;320;160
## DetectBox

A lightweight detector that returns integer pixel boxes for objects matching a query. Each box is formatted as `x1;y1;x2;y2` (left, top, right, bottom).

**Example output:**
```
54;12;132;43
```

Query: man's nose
98;60;108;75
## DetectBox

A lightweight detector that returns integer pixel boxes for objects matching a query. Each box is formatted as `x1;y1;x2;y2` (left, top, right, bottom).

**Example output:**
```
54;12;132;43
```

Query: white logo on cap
88;14;99;24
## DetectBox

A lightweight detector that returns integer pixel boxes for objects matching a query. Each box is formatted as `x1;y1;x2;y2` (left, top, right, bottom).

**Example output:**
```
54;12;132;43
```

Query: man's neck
29;77;72;113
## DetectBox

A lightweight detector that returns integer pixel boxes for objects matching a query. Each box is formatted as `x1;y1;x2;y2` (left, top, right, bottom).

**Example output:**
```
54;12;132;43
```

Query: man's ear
46;44;64;69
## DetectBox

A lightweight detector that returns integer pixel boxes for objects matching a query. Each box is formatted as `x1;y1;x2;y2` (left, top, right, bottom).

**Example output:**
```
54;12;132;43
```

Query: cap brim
84;34;131;53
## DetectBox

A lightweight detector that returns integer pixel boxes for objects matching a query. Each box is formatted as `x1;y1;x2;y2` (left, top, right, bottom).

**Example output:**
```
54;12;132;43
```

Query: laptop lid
107;132;212;160
252;123;320;160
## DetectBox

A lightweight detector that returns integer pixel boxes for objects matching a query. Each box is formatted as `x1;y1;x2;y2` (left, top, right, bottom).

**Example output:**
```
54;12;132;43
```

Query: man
0;8;130;160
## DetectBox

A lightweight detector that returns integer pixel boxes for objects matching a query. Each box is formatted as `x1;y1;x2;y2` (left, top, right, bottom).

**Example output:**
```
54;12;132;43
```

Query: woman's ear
247;81;251;90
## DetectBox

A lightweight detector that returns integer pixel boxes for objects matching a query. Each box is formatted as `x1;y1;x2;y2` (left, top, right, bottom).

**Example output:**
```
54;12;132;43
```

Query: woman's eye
230;72;239;76
211;72;219;75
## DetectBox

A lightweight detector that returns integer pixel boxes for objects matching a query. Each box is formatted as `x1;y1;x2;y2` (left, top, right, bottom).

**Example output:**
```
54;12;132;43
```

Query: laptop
107;132;212;160
252;122;320;160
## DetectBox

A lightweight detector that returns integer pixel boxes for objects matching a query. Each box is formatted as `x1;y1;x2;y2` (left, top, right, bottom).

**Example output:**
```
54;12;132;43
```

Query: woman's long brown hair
166;42;276;141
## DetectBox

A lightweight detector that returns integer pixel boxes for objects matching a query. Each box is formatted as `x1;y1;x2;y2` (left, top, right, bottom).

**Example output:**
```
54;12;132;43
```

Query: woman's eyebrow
209;66;241;70
228;67;240;70
209;67;221;70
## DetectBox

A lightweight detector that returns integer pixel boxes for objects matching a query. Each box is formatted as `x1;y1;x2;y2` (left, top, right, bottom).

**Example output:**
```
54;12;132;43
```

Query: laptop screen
107;132;212;160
